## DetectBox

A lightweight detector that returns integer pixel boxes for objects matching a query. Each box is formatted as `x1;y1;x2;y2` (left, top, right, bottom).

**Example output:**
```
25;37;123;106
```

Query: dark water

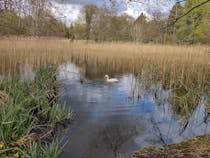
57;63;210;158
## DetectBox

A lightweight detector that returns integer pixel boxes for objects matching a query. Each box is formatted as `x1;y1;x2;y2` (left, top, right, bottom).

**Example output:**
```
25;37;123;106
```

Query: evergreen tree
177;0;210;44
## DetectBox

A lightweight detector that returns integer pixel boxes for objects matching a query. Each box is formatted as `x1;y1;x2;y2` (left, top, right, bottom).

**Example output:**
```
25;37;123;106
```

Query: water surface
58;63;210;158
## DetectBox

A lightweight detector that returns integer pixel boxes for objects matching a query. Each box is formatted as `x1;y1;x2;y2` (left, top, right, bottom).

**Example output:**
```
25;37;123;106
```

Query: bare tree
84;5;97;42
0;0;67;36
131;13;147;42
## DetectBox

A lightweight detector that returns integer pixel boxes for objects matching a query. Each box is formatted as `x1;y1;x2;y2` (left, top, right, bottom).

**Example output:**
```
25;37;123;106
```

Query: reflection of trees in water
179;104;210;136
89;124;137;158
150;117;167;146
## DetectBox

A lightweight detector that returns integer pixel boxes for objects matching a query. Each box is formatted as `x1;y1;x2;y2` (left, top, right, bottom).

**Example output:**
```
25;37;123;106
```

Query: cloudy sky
52;0;175;26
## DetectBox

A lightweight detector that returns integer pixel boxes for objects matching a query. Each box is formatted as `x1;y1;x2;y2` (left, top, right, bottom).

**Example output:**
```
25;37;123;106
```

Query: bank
133;134;210;158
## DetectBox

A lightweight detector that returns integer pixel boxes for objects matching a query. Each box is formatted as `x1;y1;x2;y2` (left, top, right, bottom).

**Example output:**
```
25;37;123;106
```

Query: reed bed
0;37;210;117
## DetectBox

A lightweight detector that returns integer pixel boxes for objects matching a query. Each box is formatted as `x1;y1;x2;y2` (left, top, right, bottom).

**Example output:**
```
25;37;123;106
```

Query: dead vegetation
133;135;210;158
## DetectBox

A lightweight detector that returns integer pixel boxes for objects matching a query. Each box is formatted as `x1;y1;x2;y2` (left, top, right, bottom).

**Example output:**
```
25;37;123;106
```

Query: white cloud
52;0;175;26
124;7;140;19
123;1;154;20
124;0;175;19
51;1;82;26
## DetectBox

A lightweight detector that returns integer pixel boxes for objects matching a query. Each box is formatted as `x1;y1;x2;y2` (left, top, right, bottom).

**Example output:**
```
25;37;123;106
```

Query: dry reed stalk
0;91;10;108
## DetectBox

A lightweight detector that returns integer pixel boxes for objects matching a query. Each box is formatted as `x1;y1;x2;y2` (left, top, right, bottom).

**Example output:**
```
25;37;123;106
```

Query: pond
57;63;210;158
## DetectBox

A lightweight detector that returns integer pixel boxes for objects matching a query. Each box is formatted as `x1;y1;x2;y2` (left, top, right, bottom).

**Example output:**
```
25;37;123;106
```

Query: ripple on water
58;63;210;158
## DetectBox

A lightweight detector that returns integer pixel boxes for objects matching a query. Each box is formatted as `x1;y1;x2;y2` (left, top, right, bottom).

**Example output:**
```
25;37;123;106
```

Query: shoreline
133;134;210;158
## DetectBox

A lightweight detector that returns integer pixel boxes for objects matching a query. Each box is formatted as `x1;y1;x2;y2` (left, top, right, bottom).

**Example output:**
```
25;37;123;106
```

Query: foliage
81;5;134;42
177;0;210;44
69;0;210;44
0;0;67;37
0;11;26;35
0;0;209;44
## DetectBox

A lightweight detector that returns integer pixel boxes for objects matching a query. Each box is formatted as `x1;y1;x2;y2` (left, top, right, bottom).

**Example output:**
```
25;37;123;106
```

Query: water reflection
3;62;209;157
57;63;210;158
0;63;35;82
0;41;209;156
19;63;35;82
90;124;137;158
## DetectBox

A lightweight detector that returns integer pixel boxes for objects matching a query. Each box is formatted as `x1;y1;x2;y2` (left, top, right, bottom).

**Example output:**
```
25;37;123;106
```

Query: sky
52;0;175;26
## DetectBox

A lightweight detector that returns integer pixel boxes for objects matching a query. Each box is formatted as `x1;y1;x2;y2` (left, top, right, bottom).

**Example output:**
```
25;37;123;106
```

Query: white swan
104;75;119;82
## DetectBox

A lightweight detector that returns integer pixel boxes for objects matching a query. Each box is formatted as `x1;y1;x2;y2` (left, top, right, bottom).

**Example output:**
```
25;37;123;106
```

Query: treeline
69;0;210;44
0;0;66;36
0;0;209;44
67;6;134;42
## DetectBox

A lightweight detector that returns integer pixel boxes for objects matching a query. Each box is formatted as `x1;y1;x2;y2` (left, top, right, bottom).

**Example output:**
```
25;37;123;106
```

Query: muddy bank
133;134;210;158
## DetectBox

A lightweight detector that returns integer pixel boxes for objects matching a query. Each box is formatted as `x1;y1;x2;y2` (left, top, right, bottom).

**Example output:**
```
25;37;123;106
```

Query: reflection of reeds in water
0;38;210;117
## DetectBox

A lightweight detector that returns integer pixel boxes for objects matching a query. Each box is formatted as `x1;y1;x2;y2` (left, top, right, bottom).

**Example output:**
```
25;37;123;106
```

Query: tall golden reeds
0;37;209;116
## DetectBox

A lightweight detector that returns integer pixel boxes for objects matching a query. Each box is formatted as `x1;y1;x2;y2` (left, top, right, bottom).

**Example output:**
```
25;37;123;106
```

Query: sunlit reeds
0;37;209;117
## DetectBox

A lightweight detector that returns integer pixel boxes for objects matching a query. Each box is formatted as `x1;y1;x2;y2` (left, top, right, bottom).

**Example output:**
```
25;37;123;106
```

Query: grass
0;65;73;158
28;141;60;158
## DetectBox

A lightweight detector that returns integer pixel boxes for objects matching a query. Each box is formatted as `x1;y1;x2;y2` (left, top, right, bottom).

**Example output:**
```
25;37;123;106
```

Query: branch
128;0;150;5
177;0;187;3
129;0;187;6
161;0;210;29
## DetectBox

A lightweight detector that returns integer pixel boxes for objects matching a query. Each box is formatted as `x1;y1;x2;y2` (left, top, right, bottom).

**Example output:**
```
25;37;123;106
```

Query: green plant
0;65;72;157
